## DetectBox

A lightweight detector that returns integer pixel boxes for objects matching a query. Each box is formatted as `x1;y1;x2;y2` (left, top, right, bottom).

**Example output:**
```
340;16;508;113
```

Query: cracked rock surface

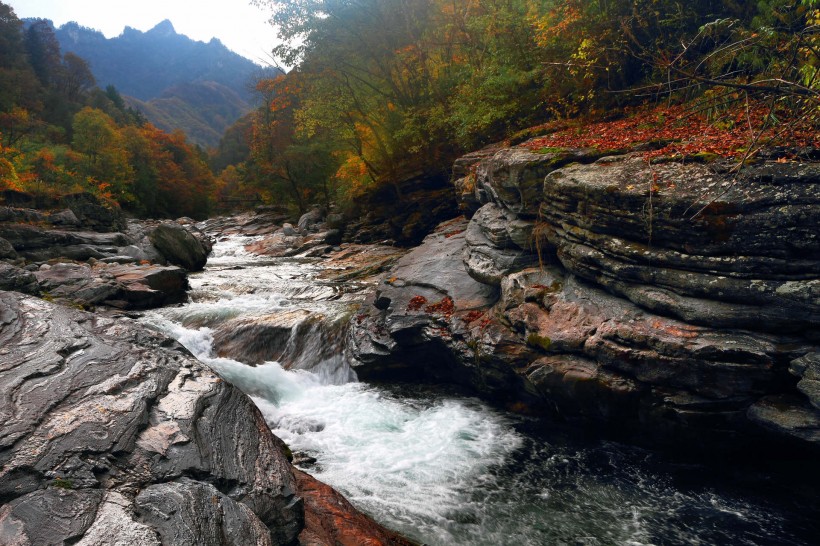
0;291;302;545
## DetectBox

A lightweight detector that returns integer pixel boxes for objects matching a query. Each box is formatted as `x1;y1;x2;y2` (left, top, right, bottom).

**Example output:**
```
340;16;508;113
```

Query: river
141;235;817;545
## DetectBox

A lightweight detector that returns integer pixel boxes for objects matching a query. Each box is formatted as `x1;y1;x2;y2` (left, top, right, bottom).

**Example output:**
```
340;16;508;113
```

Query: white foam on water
140;234;810;546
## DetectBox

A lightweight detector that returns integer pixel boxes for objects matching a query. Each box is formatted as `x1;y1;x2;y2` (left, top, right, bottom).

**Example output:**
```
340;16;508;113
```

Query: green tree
71;106;133;200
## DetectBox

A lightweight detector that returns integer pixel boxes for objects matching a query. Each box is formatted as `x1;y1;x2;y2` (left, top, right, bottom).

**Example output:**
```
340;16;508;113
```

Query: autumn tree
71;106;133;200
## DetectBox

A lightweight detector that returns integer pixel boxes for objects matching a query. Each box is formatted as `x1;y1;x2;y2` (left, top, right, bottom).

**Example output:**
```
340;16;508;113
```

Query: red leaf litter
406;295;428;311
523;101;819;160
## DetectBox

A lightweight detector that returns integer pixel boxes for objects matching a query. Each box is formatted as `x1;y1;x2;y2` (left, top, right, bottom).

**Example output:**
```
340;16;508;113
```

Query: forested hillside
0;5;216;218
2;1;817;222
48;19;280;147
211;0;818;214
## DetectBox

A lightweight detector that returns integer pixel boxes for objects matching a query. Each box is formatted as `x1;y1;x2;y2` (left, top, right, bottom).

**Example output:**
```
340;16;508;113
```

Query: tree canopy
0;3;216;219
211;0;818;213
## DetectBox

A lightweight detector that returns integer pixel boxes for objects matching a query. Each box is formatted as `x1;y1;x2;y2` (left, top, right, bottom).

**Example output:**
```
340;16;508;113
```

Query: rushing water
142;235;818;546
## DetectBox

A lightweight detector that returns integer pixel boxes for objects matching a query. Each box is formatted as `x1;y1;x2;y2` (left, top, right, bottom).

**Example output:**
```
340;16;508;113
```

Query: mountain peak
148;19;176;36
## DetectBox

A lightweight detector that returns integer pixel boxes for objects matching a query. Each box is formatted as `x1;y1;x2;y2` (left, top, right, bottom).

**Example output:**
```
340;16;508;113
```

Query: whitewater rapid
141;235;813;545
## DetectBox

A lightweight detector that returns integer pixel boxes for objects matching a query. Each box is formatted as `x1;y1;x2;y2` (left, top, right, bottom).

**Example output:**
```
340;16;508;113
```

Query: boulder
0;263;38;294
294;469;416;546
791;353;820;410
48;208;81;227
297;208;324;232
148;223;210;272
0;236;17;260
0;291;303;545
462;204;538;286
33;262;188;310
58;192;126;232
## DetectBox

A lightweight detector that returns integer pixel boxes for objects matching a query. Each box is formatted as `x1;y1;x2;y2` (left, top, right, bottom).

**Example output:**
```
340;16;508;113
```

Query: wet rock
297;208;324;232
148;222;210;272
135;479;274;546
33;262;188;310
294;469;415;546
244;230;340;259
0;291;302;545
317;244;406;283
0;263;38;295
0;237;17;260
747;395;820;444
200;209;289;237
212;309;317;365
791;353;820;410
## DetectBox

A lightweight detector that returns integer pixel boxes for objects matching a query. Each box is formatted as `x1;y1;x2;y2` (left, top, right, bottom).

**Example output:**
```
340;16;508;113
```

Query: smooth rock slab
0;291;302;545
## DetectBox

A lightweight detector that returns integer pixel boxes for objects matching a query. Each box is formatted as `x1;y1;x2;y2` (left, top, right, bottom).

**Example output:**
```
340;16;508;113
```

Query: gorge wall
350;145;820;452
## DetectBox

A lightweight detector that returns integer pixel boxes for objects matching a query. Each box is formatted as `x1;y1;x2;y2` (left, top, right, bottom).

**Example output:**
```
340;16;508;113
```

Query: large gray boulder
33;262;188;310
148;223;210;272
0;291;303;545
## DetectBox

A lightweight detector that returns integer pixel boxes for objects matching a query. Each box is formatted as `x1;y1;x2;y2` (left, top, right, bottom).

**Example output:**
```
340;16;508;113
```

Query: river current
141;235;817;545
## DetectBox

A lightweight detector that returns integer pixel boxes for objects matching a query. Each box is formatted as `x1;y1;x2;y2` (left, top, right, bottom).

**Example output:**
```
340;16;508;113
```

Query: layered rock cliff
350;147;820;451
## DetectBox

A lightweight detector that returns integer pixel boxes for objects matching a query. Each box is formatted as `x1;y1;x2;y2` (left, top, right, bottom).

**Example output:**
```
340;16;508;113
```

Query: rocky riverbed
0;194;414;545
1;141;818;543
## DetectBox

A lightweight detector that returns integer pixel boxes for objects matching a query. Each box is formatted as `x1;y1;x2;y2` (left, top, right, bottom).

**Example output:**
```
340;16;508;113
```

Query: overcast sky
6;0;281;66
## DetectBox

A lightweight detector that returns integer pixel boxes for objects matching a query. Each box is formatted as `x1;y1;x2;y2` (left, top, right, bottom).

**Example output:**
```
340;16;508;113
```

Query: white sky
6;0;281;66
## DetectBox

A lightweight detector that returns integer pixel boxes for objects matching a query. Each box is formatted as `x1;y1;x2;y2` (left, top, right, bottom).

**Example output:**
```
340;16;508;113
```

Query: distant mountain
125;81;250;148
38;19;279;147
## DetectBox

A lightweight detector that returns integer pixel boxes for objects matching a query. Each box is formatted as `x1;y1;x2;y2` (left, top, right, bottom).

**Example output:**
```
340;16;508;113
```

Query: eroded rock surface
351;147;820;451
0;291;302;545
0;204;212;310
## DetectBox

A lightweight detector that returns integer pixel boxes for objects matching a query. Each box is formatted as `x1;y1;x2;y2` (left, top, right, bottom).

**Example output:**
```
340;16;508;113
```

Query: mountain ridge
34;18;280;147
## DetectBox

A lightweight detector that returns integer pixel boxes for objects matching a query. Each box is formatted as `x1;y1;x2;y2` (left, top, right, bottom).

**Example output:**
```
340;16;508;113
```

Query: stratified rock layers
0;291;302;545
351;149;820;450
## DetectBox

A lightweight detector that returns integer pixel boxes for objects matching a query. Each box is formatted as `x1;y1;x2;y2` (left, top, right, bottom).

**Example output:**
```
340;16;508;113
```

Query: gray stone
33;263;188;310
135;479;273;546
791;353;820;410
0;236;16;260
0;489;104;546
0;263;38;295
148;223;210;271
747;395;820;444
48;209;80;226
463;209;538;286
0;292;302;545
297;208;324;232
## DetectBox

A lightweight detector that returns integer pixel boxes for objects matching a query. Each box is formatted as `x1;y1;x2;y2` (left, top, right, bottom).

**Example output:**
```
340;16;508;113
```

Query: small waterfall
140;235;816;546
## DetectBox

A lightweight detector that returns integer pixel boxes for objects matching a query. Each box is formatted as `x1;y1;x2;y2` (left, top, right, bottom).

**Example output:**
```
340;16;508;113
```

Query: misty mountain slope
45;19;280;147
